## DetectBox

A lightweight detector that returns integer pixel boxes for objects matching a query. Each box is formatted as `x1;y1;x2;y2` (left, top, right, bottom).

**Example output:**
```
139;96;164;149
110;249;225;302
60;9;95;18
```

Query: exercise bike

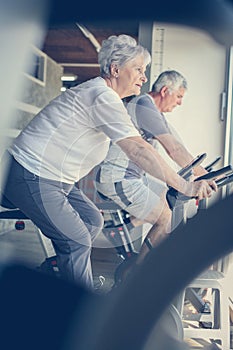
100;154;233;348
108;154;233;287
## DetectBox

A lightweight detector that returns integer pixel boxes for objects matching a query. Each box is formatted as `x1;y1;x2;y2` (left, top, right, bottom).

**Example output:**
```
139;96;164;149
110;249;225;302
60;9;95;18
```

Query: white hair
152;70;188;93
98;34;151;78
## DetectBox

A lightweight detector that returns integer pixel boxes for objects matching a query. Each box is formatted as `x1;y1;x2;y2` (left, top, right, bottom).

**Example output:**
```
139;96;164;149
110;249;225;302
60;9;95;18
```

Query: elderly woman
1;35;214;290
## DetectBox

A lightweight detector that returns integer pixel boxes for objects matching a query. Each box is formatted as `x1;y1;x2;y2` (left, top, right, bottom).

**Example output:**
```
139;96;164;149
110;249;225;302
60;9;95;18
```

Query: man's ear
161;86;168;97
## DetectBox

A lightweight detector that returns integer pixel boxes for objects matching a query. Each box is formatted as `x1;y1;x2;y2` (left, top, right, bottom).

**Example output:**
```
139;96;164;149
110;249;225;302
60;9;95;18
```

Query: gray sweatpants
2;153;103;290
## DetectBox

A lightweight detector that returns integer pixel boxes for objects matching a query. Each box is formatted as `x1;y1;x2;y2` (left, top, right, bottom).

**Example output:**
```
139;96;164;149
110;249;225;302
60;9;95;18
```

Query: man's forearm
156;133;193;168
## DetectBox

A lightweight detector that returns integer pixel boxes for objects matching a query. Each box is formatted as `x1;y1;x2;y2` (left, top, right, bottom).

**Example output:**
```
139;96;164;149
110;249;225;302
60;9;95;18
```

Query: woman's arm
117;136;214;200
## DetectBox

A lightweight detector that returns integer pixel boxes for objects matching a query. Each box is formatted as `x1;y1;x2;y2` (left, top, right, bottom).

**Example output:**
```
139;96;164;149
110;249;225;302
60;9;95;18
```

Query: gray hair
151;70;188;93
98;34;151;78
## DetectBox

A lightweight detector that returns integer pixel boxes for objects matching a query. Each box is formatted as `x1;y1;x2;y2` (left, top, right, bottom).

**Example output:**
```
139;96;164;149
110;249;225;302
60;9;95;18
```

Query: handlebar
194;165;233;181
215;173;233;188
177;153;207;179
204;156;221;172
166;157;233;210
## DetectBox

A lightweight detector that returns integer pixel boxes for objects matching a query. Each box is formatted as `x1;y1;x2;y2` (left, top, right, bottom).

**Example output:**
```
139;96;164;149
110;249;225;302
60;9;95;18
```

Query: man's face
161;87;186;113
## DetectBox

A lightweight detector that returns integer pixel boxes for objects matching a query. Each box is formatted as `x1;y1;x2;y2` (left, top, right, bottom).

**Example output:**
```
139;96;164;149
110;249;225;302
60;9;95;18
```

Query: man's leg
136;195;172;264
96;176;169;255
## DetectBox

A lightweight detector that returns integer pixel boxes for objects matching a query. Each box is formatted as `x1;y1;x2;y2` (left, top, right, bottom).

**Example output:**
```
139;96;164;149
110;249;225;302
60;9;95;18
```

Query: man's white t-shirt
9;77;140;183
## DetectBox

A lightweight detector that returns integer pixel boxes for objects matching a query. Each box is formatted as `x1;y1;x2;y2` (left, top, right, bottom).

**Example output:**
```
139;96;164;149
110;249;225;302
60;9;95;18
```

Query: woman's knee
54;235;93;254
85;209;104;238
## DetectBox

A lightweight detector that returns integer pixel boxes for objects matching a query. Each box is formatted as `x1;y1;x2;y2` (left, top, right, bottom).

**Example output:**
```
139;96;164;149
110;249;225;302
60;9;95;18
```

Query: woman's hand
184;180;215;200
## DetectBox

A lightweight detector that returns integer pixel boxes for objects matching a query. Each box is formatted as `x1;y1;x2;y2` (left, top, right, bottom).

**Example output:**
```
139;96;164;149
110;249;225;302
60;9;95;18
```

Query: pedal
37;256;59;277
94;275;106;294
199;321;212;329
201;301;211;314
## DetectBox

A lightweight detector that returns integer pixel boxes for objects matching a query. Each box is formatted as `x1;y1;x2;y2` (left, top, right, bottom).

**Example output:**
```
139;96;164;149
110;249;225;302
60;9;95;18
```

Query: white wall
150;23;227;175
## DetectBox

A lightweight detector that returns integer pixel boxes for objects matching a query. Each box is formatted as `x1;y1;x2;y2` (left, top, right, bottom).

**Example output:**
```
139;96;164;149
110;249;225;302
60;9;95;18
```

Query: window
23;46;47;86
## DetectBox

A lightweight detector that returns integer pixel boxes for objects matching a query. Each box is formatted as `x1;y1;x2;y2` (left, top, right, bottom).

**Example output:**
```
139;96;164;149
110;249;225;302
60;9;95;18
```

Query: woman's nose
141;73;147;83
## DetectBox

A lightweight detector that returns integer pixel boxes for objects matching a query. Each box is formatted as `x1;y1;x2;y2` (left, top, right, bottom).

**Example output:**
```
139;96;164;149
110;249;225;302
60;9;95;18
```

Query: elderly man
96;70;211;263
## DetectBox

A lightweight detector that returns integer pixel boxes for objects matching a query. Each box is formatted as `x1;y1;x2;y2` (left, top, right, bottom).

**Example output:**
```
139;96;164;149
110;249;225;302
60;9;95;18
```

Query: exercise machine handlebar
194;164;233;181
204;156;222;172
215;172;233;188
166;157;233;210
177;153;207;179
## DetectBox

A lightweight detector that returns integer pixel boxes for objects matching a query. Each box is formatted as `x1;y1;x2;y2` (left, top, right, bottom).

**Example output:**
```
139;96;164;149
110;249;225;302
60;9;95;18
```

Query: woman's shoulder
74;76;118;99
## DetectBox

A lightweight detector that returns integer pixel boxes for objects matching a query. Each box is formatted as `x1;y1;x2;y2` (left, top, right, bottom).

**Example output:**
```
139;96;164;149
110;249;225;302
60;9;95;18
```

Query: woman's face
113;55;148;98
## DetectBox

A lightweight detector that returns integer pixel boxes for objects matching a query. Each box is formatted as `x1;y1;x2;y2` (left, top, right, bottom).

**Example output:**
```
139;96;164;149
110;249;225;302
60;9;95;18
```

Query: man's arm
156;133;207;176
117;136;214;200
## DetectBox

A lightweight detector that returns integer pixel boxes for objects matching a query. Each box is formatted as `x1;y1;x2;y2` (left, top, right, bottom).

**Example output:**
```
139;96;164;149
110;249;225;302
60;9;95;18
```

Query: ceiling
42;21;139;86
42;0;233;88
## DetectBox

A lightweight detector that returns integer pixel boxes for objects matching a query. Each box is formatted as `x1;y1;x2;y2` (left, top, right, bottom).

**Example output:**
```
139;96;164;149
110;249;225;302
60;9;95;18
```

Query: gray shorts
95;175;167;220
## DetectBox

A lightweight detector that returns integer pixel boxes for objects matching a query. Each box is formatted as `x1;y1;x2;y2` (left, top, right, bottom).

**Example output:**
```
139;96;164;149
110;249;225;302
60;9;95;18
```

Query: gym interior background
0;1;233;349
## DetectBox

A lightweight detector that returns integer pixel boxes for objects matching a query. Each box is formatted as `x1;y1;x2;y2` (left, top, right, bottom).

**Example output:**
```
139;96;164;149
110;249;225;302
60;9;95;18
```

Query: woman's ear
110;63;119;78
